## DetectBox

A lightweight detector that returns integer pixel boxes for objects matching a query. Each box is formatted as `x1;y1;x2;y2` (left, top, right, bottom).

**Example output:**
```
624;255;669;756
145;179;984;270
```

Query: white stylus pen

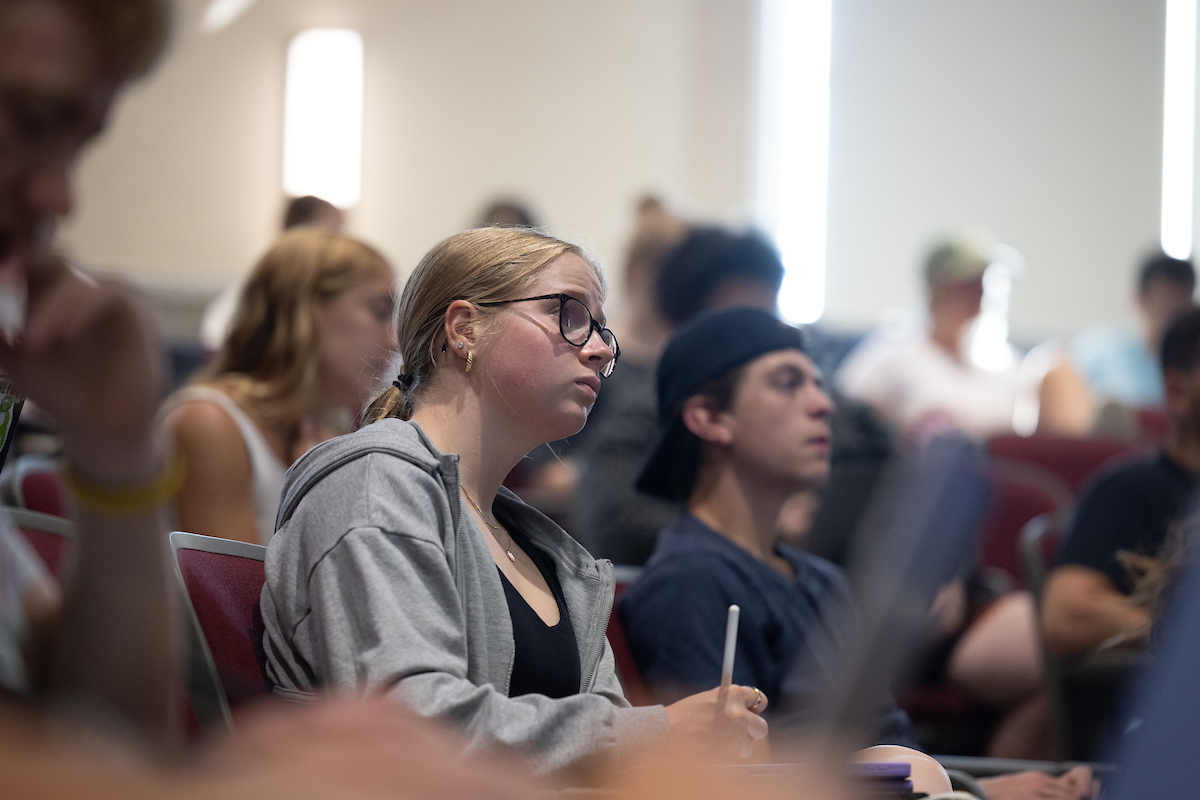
720;604;740;689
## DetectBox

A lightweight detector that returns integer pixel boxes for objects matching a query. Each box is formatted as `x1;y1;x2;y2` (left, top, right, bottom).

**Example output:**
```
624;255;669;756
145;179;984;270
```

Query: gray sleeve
297;526;668;774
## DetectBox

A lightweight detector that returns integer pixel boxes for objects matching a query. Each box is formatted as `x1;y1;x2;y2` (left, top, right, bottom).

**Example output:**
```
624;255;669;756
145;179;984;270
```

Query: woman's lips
576;376;600;400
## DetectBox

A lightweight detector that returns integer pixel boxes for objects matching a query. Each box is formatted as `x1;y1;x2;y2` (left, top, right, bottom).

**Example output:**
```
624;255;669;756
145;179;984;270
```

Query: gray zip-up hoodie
260;418;670;773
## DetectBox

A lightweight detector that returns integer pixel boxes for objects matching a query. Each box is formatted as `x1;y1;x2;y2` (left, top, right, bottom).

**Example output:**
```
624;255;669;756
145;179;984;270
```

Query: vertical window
755;0;833;324
283;29;364;208
1161;0;1197;259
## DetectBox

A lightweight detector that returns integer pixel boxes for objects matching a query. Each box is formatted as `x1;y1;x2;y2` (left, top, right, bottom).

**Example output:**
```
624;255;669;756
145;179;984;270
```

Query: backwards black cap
635;306;806;501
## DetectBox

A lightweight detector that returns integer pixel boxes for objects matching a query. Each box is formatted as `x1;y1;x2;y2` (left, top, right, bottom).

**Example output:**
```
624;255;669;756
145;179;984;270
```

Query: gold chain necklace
461;487;516;562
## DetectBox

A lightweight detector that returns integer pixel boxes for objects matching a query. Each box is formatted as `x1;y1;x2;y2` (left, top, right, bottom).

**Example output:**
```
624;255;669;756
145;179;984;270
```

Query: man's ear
443;300;479;360
680;395;734;446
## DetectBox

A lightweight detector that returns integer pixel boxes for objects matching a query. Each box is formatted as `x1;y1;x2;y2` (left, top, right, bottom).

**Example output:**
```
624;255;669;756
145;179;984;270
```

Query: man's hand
0;257;164;481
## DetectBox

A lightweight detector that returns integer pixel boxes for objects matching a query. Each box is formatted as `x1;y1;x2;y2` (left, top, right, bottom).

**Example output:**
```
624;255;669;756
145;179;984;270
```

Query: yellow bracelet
62;450;186;515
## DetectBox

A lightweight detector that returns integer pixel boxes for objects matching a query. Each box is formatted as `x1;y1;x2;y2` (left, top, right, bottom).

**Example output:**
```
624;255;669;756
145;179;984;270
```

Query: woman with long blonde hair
260;227;768;775
166;228;396;544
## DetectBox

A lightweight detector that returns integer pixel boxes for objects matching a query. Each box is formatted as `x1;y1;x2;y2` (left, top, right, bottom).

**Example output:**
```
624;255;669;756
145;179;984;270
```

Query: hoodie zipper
581;561;615;692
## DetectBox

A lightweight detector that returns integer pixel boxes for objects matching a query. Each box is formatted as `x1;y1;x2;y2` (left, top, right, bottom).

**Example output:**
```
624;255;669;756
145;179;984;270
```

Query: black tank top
498;527;581;699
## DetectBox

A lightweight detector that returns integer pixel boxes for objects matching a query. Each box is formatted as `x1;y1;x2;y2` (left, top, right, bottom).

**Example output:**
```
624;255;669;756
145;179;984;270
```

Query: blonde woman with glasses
260;227;768;777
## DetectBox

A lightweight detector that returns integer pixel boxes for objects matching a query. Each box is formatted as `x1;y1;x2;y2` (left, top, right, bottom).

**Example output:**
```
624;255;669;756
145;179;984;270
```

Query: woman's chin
543;408;589;442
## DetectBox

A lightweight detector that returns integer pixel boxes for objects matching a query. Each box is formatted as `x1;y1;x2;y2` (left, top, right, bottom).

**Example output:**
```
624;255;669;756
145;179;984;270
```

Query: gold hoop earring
465;351;474;374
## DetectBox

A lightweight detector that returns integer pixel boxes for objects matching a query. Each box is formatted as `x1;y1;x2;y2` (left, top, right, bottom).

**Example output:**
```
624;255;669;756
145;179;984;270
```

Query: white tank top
169;386;287;544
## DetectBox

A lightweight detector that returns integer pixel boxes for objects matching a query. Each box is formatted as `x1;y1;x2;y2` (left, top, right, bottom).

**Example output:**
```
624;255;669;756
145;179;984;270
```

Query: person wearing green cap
836;232;1019;442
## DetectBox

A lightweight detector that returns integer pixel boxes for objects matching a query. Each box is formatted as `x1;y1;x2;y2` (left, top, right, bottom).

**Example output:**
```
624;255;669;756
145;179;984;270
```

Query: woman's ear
443;300;479;361
680;395;734;446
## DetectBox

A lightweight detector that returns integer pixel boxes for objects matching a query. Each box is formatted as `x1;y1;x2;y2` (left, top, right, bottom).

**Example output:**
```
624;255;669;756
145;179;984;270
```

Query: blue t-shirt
618;514;915;746
1071;324;1163;407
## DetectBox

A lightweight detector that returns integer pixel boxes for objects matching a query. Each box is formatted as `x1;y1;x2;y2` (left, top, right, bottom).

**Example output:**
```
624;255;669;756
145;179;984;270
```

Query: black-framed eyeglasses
475;293;620;377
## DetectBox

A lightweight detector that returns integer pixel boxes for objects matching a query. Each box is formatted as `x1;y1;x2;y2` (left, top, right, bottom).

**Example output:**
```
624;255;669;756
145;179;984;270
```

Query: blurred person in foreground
165;228;397;544
576;220;783;565
620;308;1093;800
0;1;544;798
837;232;1019;442
1039;251;1196;436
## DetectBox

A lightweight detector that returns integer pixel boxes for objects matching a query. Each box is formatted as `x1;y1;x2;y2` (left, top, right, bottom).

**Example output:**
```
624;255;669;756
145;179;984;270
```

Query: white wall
58;0;1181;345
59;0;753;323
823;0;1168;341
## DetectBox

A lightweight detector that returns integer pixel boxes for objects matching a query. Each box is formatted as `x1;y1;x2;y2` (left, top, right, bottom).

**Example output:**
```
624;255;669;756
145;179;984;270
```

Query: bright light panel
283;29;364;208
756;0;832;325
1161;0;1197;260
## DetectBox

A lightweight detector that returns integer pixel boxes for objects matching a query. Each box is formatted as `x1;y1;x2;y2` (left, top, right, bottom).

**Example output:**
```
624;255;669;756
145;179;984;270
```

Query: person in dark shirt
1044;308;1200;657
619;308;1097;800
615;308;909;735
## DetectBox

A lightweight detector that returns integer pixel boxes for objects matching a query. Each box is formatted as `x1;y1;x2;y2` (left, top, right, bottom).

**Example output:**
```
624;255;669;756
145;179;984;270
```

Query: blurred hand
0;257;163;481
664;685;768;760
978;765;1097;800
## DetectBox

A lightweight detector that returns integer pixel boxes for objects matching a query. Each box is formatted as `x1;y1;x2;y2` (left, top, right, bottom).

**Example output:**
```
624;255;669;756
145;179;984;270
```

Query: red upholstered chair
901;461;1070;744
170;532;270;732
975;461;1071;591
11;454;67;518
608;565;652;706
7;507;74;580
986;434;1148;496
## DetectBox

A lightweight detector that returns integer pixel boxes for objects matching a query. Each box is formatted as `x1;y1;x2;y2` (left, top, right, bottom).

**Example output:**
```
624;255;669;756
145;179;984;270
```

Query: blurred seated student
1039;252;1195;438
619;309;1093;800
165;229;397;544
283;194;345;233
260;227;768;777
198;194;346;355
576;223;783;565
475;196;540;229
837;232;1020;441
1043;308;1200;658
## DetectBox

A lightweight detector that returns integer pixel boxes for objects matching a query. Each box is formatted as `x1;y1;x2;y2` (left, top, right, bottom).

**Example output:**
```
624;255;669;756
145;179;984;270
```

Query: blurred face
929;278;984;328
1140;278;1195;346
721;349;834;491
0;1;118;273
478;252;612;443
314;274;397;408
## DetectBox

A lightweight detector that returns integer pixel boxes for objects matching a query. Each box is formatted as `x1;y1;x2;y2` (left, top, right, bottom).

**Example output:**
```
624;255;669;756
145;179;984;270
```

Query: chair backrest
975;460;1071;590
608;565;652;706
7;507;75;580
1020;513;1062;607
986;434;1147;496
169;532;270;729
1019;512;1072;754
12;454;66;518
